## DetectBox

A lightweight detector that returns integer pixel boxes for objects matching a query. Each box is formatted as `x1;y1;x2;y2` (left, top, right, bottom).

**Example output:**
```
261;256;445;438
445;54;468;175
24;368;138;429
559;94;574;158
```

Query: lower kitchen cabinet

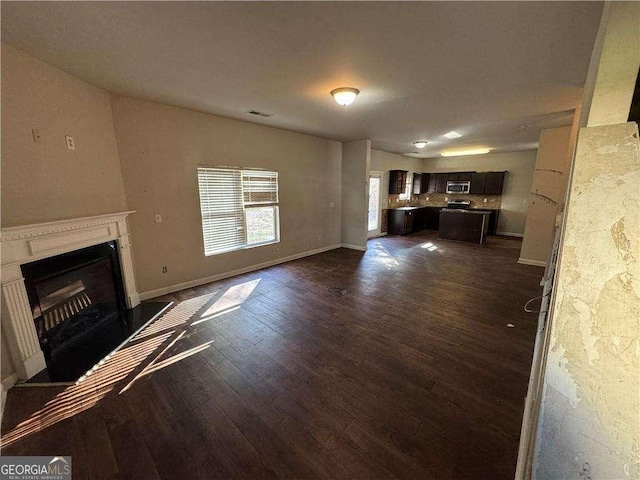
486;210;499;235
388;206;497;236
388;209;415;235
422;207;442;230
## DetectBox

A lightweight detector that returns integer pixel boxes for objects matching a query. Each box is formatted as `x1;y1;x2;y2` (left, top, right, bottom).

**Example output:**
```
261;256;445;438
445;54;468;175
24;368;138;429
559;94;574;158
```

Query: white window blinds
197;167;280;256
242;170;278;205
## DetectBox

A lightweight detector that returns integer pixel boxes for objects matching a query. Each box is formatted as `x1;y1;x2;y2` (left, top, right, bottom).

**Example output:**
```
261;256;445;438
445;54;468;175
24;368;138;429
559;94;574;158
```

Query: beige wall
422;150;537;235
1;44;128;385
0;44;128;227
111;95;342;296
341;140;371;248
519;126;573;265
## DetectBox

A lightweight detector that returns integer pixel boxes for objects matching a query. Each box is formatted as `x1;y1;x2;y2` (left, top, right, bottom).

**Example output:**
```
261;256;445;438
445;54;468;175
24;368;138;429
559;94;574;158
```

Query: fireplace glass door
22;242;126;362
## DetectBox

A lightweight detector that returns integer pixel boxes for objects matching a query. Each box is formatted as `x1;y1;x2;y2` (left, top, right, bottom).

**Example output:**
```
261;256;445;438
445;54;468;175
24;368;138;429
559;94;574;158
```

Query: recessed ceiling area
1;1;603;157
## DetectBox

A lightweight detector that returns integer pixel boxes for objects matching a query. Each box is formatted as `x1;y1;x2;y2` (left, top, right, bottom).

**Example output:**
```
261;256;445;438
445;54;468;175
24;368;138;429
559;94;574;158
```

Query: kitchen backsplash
388;193;502;210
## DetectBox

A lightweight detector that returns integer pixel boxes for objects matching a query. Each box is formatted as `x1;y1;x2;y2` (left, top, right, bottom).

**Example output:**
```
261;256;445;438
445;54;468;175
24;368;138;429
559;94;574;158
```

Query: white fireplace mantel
1;211;140;380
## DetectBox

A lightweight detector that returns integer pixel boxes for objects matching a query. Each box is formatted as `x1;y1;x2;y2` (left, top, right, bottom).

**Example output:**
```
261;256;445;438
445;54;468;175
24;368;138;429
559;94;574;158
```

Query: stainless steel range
447;199;471;210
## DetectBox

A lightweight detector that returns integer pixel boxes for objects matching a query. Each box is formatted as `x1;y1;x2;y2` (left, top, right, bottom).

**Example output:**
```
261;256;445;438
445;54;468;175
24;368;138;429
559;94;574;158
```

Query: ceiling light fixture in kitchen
331;87;359;106
441;148;490;157
443;131;463;139
413;141;428;148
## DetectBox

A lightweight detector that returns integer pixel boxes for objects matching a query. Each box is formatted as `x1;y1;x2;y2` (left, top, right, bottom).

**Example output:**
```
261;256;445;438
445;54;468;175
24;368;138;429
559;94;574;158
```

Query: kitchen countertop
441;208;491;215
391;205;500;211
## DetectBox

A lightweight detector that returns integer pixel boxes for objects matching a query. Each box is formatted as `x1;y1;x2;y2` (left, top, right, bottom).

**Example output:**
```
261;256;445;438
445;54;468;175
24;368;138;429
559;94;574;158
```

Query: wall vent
247;110;273;118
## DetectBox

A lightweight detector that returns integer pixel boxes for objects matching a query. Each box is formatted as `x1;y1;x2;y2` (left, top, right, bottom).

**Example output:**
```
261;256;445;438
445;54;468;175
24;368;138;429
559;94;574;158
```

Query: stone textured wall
533;122;639;478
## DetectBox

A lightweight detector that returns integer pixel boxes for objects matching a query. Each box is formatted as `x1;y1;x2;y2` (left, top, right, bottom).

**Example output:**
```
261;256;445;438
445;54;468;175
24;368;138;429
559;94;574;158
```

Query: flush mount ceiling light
331;87;359;106
443;131;463;139
413;141;428;149
441;148;491;157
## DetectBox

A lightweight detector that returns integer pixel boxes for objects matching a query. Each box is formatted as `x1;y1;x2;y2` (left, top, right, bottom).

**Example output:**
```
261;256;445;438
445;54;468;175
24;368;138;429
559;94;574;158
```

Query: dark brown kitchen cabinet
427;174;438;193
435;174;448;193
423;207;442;230
469;172;486;194
389;170;408;195
412;173;430;194
388;209;415;235
484;172;506;195
448;172;473;182
486;210;500;235
412;173;422;194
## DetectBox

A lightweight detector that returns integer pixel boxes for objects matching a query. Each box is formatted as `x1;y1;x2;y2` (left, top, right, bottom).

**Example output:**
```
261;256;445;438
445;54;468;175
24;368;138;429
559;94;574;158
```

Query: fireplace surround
1;212;139;380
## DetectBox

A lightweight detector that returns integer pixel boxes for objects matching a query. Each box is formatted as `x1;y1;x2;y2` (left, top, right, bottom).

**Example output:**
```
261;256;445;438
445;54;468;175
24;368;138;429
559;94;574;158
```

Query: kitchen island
387;205;500;236
438;209;491;244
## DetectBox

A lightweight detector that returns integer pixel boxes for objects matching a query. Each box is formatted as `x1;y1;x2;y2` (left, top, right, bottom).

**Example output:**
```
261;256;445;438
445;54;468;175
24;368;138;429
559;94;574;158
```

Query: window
399;172;413;200
197;167;279;256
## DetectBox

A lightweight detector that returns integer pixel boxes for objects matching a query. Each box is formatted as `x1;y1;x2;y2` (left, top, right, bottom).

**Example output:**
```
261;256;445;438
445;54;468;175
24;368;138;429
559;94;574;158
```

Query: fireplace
1;211;140;381
22;241;127;364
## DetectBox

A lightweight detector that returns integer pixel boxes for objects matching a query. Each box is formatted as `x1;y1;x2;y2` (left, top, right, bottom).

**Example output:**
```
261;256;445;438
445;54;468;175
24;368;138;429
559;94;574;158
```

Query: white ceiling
1;1;603;157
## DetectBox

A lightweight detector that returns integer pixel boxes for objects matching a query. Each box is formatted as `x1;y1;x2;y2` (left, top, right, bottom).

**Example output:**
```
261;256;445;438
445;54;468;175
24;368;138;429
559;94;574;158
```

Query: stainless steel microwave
446;181;470;194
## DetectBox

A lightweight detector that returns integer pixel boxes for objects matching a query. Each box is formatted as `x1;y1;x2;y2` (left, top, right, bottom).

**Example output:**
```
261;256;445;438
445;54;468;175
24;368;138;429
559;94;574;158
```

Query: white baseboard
518;258;547;267
139;244;343;301
497;231;524;238
341;243;367;251
1;373;19;420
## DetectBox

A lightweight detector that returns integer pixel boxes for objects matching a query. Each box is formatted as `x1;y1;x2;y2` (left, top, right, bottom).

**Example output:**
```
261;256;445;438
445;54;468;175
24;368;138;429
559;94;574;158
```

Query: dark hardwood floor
2;232;544;479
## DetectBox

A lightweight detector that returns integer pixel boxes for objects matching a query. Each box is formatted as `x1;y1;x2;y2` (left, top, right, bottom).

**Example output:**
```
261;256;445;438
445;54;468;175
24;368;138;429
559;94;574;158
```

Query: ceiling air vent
247;110;273;118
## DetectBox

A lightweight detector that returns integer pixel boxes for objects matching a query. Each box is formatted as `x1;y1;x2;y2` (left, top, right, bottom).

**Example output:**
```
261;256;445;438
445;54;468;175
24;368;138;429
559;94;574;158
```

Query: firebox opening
19;241;149;382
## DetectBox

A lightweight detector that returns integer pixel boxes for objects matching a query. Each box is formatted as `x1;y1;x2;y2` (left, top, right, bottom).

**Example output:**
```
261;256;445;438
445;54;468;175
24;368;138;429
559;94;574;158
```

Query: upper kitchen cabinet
435;174;449;193
483;171;506;195
469;172;486;194
413;173;430;194
448;172;473;182
427;174;438;193
389;170;408;194
412;173;422;194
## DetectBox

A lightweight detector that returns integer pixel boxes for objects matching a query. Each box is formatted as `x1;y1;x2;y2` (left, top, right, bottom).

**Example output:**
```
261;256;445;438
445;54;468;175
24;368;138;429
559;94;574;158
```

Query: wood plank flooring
2;232;544;479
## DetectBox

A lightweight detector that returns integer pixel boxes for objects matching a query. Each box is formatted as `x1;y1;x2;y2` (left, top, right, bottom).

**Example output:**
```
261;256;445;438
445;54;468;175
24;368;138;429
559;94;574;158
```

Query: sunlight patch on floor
420;242;439;252
1;279;262;447
371;242;399;268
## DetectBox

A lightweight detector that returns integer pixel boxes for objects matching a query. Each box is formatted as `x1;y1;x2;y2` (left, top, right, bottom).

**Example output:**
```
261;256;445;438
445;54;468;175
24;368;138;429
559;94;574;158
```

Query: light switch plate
154;214;163;223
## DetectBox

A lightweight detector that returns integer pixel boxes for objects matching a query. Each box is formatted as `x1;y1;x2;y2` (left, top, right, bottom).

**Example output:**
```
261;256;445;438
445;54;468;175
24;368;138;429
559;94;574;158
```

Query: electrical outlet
65;135;76;150
426;196;429;201
484;198;488;203
162;266;168;273
154;213;163;223
329;202;334;208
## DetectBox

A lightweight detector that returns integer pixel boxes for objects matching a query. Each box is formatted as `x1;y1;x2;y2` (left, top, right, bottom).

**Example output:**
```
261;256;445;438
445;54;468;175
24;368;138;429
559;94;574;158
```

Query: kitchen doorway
368;171;383;238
